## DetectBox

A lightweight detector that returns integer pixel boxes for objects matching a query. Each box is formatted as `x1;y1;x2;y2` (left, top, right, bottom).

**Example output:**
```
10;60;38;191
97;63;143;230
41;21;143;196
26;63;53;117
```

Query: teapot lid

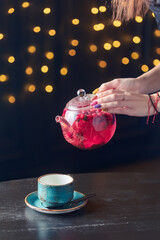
66;89;93;110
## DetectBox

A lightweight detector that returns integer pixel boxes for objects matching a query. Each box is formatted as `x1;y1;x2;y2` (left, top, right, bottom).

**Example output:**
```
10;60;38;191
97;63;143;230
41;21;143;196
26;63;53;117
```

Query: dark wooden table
1;172;160;240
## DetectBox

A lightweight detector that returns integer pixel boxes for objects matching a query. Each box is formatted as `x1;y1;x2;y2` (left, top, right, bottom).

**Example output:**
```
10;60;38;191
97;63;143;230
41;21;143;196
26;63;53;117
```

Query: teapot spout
55;116;71;128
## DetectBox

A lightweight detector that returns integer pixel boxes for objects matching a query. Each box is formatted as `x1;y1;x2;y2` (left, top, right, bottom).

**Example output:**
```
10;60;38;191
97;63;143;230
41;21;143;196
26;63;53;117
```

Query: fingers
91;85;149;117
96;89;123;99
98;79;120;93
91;91;136;110
92;89;126;101
96;93;129;104
92;90;133;105
91;93;149;117
107;107;132;115
99;100;132;109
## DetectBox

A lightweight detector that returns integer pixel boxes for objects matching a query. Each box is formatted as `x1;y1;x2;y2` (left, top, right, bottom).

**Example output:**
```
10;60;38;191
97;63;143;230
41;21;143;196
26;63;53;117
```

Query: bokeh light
98;23;105;30
28;84;36;92
48;29;56;36
0;33;4;40
68;49;76;56
133;36;141;44
41;65;49;73
43;8;51;14
153;59;160;66
113;20;121;27
135;16;143;23
98;60;107;68
45;85;53;93
122;57;129;65
8;56;15;63
141;65;149;72
72;19;79;25
60;67;68;76
71;39;79;46
99;6;106;12
131;52;139;60
8;95;15;103
8;8;15;14
156;48;160;55
154;30;160;37
27;45;36;53
93;24;100;31
113;40;121;48
93;23;104;31
25;67;33;75
0;74;8;82
22;2;30;8
45;52;54;59
104;43;112;50
91;7;98;14
89;44;97;52
33;26;41;33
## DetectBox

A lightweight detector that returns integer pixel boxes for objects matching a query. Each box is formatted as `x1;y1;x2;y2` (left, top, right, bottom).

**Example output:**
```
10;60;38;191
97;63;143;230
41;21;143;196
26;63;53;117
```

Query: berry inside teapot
55;89;116;150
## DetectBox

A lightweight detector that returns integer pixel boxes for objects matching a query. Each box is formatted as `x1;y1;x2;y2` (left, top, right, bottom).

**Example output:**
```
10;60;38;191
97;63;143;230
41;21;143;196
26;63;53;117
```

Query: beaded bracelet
152;93;159;123
147;93;159;124
146;96;151;124
149;94;159;114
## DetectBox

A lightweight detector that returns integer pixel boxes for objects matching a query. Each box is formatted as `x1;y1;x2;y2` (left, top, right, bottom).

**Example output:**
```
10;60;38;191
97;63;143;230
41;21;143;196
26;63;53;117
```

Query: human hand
97;77;144;95
91;89;155;117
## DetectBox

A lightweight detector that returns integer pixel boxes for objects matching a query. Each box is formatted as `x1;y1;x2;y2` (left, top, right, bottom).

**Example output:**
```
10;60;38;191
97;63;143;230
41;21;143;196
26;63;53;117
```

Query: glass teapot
55;89;116;150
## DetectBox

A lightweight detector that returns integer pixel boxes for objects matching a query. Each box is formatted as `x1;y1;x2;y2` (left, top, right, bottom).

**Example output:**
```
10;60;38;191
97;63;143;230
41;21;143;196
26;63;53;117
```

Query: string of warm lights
0;2;56;103
59;18;81;77
0;2;159;104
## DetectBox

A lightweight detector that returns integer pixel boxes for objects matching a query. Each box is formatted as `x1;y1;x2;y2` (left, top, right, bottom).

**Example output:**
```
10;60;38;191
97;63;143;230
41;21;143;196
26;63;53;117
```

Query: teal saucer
25;191;87;214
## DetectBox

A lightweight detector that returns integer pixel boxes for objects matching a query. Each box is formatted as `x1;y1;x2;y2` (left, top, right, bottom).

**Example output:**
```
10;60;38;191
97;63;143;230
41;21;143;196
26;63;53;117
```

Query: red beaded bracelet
149;94;158;114
147;93;159;124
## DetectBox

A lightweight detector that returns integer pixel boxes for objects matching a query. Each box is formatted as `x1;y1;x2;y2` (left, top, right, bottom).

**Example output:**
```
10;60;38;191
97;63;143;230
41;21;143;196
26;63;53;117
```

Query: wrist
136;75;149;94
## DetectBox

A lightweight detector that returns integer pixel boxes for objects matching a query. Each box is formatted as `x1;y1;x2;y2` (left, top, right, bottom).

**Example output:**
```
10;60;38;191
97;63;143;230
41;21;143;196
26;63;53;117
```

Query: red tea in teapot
56;89;116;150
60;108;116;149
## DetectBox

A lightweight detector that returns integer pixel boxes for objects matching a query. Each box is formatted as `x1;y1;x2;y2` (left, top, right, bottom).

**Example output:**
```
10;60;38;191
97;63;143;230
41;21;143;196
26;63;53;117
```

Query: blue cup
38;173;74;208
